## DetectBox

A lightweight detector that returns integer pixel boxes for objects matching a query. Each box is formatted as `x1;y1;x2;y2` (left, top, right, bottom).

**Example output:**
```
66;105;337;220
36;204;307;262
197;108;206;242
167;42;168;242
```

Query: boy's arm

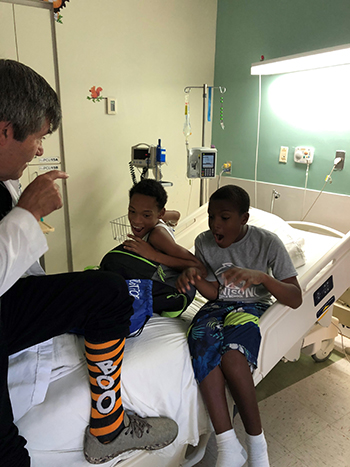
162;210;180;226
222;267;302;309
176;267;219;301
123;227;207;275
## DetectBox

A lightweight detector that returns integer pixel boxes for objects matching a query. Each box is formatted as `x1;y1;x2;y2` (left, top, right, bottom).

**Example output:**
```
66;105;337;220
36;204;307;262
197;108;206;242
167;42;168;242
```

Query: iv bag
183;94;192;138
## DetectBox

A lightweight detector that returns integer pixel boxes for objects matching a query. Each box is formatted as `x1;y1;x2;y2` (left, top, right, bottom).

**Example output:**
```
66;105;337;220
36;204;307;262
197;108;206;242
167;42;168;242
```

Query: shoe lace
125;414;152;439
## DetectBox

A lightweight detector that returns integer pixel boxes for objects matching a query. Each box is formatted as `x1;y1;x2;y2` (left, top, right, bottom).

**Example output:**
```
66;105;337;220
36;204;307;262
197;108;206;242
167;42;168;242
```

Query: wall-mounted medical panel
294;147;315;164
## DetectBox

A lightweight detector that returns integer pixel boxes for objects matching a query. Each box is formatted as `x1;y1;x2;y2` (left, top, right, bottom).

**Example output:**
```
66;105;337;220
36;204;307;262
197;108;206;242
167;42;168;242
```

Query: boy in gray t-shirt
177;185;302;467
195;222;297;305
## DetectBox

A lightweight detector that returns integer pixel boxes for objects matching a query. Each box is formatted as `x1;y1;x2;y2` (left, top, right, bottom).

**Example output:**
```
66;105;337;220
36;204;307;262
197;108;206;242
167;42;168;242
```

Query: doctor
0;59;177;467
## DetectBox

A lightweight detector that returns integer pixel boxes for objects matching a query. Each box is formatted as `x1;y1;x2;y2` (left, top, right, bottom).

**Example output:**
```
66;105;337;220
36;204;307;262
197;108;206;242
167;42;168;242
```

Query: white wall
55;0;218;270
210;177;350;234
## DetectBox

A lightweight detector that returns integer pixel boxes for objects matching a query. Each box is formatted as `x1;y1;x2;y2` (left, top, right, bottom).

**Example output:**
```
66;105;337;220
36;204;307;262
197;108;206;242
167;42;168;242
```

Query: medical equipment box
187;147;217;178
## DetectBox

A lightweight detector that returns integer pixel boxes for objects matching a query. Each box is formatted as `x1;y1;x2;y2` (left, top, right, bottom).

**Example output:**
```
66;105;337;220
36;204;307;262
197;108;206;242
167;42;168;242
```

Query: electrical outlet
223;161;232;174
279;146;288;163
334;150;345;171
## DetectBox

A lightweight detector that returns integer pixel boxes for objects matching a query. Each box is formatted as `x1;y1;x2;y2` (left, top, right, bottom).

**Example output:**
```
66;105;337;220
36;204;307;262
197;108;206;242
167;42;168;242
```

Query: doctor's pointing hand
17;170;69;221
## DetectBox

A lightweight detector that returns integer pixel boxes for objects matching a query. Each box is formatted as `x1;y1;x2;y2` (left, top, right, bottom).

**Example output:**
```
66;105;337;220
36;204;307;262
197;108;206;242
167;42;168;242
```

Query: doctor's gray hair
0;59;61;142
209;185;250;215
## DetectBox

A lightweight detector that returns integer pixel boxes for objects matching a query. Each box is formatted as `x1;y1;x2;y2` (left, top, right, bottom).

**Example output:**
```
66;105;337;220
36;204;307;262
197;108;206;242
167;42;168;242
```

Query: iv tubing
301;163;337;221
302;162;310;218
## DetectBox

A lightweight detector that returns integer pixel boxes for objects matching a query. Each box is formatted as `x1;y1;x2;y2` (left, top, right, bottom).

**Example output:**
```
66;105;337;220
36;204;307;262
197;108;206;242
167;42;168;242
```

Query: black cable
129;161;137;185
140;167;148;180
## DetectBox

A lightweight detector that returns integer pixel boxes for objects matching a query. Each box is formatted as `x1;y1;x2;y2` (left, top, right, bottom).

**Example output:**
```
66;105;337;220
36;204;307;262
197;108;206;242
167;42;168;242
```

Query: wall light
267;66;350;132
251;44;350;75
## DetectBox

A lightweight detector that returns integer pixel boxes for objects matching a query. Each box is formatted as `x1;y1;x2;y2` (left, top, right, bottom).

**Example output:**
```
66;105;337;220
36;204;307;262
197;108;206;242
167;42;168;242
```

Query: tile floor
195;335;350;467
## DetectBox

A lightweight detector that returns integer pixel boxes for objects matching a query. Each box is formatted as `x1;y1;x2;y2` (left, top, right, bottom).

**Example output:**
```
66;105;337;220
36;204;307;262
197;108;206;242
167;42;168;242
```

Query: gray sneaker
84;413;179;464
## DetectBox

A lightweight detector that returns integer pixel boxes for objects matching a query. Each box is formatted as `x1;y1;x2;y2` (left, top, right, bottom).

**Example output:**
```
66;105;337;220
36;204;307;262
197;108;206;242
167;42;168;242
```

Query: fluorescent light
251;44;350;75
268;67;350;132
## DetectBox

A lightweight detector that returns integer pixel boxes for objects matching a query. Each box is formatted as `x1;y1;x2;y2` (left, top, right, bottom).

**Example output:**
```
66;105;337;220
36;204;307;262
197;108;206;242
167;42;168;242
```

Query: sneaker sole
84;429;178;464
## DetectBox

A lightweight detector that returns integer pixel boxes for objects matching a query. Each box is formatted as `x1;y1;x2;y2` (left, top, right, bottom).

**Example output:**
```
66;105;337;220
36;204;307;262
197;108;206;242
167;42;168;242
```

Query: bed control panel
313;275;334;306
316;296;335;320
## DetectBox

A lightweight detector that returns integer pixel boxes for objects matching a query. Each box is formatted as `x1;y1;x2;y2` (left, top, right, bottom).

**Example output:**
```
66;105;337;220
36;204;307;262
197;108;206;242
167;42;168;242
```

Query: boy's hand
222;267;264;292
176;267;202;293
123;234;157;261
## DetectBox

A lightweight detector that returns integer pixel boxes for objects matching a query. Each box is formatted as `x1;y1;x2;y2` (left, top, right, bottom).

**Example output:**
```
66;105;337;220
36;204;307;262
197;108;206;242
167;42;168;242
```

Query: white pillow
248;207;306;268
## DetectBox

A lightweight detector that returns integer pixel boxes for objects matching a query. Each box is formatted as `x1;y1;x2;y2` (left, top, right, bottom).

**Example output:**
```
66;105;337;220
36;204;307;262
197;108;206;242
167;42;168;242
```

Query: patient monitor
131;143;157;168
187;147;217;178
131;141;166;168
130;140;167;183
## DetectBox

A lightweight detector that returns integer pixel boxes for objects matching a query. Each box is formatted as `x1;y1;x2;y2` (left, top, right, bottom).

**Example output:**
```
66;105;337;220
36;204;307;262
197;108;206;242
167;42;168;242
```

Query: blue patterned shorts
187;301;269;383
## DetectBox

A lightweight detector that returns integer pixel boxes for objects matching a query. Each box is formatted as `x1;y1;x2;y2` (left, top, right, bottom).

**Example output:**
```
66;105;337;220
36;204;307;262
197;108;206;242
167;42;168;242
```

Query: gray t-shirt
195;225;297;305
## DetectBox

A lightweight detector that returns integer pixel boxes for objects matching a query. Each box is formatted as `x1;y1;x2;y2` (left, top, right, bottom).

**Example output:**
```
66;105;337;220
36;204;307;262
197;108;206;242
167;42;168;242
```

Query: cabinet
0;0;71;273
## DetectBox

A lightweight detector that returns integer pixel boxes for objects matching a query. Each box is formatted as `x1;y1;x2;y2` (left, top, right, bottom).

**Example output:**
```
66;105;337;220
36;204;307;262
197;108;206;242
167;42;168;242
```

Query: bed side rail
175;203;208;250
300;231;350;292
287;221;344;238
254;231;350;385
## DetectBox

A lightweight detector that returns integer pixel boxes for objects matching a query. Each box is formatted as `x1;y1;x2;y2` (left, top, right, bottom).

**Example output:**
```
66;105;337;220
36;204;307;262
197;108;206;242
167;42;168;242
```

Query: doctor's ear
0;122;12;145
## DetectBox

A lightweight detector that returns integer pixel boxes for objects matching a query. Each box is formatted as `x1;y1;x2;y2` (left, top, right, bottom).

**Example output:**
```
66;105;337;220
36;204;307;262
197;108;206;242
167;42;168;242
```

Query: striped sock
85;338;126;444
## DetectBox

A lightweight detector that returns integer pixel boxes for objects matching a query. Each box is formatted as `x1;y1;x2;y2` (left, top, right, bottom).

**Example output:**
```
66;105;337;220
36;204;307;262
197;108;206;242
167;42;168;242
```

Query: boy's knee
83;271;133;341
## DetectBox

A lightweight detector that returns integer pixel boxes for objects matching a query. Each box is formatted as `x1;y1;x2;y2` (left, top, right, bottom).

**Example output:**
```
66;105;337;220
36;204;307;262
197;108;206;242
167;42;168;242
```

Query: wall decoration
87;86;104;103
43;0;70;23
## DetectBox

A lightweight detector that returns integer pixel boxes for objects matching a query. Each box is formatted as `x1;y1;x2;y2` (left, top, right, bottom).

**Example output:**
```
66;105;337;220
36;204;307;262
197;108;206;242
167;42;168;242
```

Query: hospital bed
8;205;350;467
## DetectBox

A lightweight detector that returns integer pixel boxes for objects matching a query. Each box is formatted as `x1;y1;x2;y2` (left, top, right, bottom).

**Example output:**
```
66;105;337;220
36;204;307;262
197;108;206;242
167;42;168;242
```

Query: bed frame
256;224;349;383
12;204;350;467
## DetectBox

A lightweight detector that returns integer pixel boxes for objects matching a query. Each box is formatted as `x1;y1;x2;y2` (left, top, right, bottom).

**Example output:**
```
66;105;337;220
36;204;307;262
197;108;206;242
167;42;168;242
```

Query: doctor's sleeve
0;207;48;296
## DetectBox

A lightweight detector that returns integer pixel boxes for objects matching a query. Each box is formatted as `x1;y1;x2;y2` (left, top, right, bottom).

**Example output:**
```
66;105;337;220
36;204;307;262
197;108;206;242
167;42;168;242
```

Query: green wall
212;0;350;195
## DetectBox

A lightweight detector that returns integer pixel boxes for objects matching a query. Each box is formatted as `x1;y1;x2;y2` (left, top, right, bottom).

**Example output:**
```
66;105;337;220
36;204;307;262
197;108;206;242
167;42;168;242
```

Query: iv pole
184;84;226;206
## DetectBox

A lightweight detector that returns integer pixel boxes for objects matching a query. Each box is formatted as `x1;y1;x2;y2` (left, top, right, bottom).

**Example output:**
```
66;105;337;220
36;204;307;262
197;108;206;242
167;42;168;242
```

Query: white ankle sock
215;429;247;467
245;431;269;467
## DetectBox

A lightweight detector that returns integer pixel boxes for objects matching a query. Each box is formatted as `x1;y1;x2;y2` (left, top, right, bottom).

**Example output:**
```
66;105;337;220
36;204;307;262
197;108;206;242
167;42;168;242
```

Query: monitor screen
133;148;150;160
202;153;215;168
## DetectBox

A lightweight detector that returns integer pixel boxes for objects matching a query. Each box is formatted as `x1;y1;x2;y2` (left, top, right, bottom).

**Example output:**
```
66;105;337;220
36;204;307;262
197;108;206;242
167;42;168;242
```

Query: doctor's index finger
42;170;69;181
